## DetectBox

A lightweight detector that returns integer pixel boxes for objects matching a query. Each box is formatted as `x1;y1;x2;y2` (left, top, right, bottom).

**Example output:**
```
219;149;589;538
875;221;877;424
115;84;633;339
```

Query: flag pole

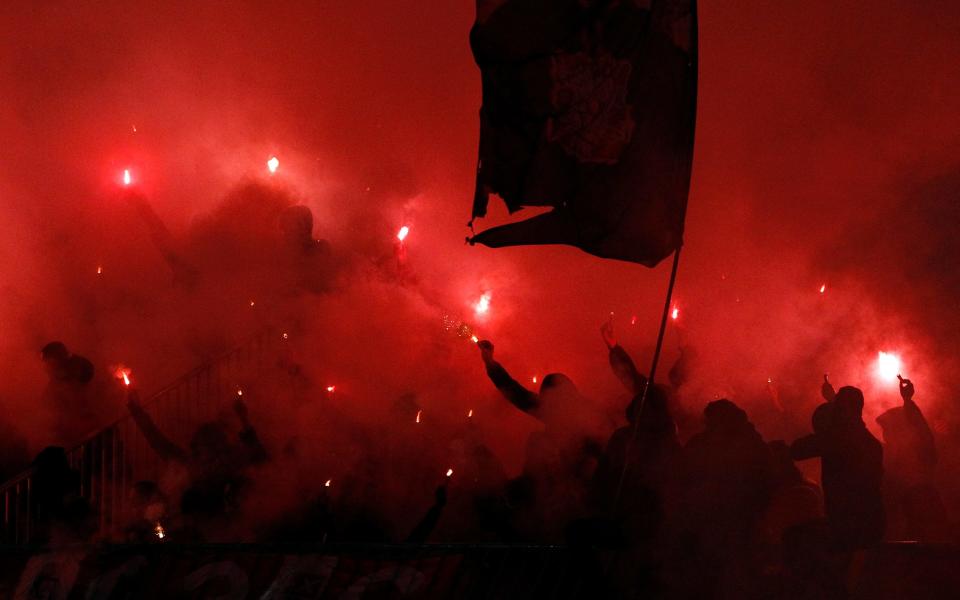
612;244;683;510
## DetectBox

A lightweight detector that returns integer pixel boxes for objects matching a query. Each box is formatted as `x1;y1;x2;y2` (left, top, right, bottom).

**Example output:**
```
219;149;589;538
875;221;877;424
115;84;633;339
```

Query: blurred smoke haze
1;1;959;515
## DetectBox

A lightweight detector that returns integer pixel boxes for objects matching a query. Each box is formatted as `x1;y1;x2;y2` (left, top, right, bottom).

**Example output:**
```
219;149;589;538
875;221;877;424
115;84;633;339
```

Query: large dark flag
468;0;697;267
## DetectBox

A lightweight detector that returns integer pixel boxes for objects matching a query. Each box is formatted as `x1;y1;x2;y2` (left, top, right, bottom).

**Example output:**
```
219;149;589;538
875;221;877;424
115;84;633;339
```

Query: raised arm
899;377;938;466
126;390;188;463
477;341;540;415
601;319;645;395
405;485;447;543
790;433;822;461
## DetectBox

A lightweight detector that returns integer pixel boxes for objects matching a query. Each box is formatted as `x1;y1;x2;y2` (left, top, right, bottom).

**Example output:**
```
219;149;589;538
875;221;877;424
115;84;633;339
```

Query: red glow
397;225;410;242
122;169;132;186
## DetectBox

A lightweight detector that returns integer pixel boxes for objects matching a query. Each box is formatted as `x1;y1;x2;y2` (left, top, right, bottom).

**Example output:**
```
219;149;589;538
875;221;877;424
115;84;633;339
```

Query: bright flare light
671;306;680;320
326;385;335;393
467;409;473;418
122;169;132;186
115;367;132;387
446;468;454;478
324;479;332;487
820;284;827;294
267;156;279;174
397;226;410;242
474;292;491;316
470;335;479;344
154;523;165;539
415;409;422;424
876;352;902;381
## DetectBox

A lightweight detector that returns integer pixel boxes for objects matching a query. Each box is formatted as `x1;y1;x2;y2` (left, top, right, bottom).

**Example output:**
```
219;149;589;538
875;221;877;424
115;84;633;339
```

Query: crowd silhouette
10;319;955;598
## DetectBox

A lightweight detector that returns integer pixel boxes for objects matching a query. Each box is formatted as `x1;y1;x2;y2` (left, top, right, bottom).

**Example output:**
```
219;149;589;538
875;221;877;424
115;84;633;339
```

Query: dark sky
1;1;959;458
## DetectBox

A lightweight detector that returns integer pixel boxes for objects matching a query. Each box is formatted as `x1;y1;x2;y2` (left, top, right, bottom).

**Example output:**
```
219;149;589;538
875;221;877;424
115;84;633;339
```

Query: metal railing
0;330;274;544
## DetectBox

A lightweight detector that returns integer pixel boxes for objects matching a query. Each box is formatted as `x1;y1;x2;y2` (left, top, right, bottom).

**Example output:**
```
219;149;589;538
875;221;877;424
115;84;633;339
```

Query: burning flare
397;225;410;242
154;522;165;539
326;385;335;393
324;479;331;487
415;409;422;424
876;351;902;382
671;306;680;320
467;409;473;418
122;169;132;186
115;366;132;387
471;335;479;344
446;468;454;478
474;292;491;316
820;284;827;294
267;156;279;174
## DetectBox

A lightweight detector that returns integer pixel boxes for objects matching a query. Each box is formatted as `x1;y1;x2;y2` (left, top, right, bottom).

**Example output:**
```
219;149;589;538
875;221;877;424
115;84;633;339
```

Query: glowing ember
631;315;637;326
820;284;826;294
282;332;289;340
326;385;335;393
96;265;103;275
671;307;680;320
122;169;132;186
249;300;255;307
397;226;410;242
446;468;454;478
115;367;132;387
877;351;902;381
324;479;331;487
532;375;538;384
154;522;165;539
267;156;279;174
474;292;491;316
467;409;473;418
237;389;243;397
415;409;422;424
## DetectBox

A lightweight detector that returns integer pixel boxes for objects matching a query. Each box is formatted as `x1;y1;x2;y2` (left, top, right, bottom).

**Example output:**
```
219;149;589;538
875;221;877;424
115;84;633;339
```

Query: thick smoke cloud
1;0;959;529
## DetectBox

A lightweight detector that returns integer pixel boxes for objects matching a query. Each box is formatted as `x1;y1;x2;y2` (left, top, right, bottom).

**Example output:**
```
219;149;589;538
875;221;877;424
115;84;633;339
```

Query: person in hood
477;339;605;540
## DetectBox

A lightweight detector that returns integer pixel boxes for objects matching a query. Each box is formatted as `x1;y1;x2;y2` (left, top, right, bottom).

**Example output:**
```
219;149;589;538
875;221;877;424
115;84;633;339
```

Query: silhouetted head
834;386;865;423
278;205;314;248
703;399;748;432
537;373;577;417
32;446;70;474
189;422;231;464
41;342;70;379
811;402;833;434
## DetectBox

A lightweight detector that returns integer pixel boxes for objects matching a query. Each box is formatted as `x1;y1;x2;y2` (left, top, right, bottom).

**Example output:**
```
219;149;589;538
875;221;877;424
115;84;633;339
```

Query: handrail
0;329;274;544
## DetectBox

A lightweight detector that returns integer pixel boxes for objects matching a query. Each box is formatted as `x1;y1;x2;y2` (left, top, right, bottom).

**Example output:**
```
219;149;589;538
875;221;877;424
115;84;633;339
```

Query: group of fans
12;313;951;597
